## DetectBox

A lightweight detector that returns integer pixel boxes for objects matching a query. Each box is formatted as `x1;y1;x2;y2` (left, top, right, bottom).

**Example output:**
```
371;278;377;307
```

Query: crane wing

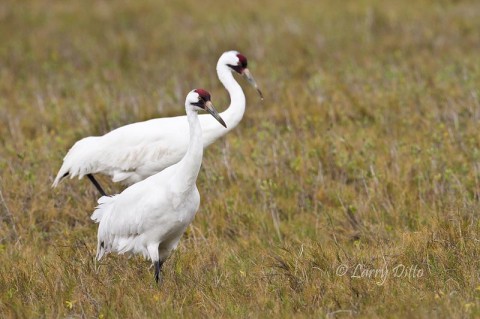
91;172;173;236
90;169;177;259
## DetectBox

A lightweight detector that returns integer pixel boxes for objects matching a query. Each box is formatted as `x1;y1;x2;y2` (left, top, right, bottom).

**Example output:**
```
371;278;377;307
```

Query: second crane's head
186;89;227;128
219;51;263;99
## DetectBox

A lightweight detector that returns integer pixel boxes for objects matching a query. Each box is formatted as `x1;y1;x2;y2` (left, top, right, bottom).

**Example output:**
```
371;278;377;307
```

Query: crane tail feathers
52;171;69;188
91;196;112;222
96;241;105;261
53;136;102;188
92;195;116;261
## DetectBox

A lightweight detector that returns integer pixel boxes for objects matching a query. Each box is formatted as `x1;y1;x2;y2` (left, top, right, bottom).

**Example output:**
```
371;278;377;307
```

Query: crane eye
192;99;204;107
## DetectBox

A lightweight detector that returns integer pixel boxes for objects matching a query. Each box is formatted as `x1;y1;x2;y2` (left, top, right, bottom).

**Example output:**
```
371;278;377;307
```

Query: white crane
91;89;225;283
52;51;262;195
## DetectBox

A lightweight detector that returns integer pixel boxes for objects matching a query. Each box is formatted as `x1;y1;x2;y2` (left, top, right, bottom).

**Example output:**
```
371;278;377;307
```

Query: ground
1;0;480;318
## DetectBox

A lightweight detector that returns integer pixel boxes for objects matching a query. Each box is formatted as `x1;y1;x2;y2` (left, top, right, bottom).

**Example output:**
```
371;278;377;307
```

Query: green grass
1;0;480;317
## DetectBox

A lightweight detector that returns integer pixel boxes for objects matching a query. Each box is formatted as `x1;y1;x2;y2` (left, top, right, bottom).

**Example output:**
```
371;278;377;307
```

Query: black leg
154;260;164;284
87;174;107;196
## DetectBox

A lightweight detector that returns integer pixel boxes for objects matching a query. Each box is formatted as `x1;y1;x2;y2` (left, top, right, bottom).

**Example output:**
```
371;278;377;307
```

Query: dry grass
1;0;480;317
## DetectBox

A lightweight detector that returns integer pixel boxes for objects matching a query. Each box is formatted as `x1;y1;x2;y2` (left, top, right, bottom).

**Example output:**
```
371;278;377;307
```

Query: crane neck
217;63;246;130
173;107;203;190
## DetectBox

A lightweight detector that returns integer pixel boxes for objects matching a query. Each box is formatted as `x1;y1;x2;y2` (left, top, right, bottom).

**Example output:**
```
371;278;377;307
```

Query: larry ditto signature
335;262;424;286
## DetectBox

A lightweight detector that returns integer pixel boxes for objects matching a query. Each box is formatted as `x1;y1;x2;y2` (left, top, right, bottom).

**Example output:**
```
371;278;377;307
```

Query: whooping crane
91;89;225;283
53;51;262;195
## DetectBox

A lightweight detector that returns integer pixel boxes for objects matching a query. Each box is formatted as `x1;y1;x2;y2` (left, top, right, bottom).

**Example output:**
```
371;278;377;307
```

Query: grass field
1;0;480;317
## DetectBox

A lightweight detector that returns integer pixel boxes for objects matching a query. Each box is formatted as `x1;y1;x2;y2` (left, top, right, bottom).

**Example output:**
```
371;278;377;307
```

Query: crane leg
87;174;107;197
154;260;165;284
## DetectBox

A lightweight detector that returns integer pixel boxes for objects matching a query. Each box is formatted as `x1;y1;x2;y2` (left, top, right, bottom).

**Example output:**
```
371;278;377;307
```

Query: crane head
221;51;264;100
187;89;227;128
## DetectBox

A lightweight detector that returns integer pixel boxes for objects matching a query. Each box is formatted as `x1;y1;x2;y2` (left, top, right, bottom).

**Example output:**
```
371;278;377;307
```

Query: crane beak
205;101;227;128
242;68;263;100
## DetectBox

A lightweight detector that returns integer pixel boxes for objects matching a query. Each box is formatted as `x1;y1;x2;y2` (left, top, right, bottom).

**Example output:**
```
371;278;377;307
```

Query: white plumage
52;51;261;191
91;89;225;283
